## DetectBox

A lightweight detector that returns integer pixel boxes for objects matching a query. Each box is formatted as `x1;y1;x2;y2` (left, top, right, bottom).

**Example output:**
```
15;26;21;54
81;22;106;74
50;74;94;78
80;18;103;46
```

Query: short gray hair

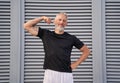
56;12;67;18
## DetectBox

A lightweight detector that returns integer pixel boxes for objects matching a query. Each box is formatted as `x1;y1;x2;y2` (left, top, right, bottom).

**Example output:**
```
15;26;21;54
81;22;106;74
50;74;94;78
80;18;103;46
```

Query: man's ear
64;22;67;27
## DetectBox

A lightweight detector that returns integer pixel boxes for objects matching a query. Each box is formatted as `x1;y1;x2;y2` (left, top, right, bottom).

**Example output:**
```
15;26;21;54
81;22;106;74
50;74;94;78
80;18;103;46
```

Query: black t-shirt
37;28;84;72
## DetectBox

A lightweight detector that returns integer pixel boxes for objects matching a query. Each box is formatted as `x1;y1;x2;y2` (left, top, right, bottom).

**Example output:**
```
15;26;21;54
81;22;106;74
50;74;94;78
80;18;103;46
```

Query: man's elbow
23;23;28;29
23;23;31;30
82;45;90;56
81;45;90;56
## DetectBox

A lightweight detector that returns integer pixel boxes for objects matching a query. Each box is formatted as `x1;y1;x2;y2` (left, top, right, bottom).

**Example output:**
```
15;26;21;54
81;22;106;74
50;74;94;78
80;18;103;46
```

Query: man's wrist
40;16;46;20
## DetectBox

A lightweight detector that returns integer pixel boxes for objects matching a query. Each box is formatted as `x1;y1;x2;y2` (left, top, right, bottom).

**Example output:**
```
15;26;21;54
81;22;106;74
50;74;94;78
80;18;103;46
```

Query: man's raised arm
23;16;51;36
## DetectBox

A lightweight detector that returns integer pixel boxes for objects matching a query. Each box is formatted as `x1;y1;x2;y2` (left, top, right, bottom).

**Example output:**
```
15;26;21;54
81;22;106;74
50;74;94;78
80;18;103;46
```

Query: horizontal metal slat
25;0;91;3
25;47;43;49
106;52;120;55
74;75;92;78
107;75;120;78
107;79;120;82
25;10;91;13
25;13;92;16
25;6;91;9
25;3;91;6
106;29;120;32
24;72;44;75
107;69;120;72
106;0;120;2
24;65;43;68
24;55;44;58
24;69;44;72
24;80;42;83
24;76;43;79
106;2;120;5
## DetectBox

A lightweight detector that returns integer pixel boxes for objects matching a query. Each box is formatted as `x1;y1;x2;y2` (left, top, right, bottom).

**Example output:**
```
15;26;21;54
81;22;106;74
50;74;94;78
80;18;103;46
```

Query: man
24;12;90;83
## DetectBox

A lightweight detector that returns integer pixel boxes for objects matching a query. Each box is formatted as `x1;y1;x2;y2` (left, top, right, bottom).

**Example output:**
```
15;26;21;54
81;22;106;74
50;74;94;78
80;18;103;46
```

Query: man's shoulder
39;27;52;33
64;32;75;37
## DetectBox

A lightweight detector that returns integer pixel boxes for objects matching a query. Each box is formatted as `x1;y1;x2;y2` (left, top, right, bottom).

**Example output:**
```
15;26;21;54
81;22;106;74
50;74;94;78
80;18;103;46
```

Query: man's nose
60;20;64;24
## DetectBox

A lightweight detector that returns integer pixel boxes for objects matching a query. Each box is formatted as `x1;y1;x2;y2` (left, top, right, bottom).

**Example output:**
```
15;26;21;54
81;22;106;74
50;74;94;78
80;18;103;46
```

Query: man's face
54;14;67;29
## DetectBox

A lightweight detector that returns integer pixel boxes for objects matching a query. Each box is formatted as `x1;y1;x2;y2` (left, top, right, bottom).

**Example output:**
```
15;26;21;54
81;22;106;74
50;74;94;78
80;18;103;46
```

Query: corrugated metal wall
24;0;92;83
0;0;120;83
105;0;120;83
25;0;92;83
0;0;10;83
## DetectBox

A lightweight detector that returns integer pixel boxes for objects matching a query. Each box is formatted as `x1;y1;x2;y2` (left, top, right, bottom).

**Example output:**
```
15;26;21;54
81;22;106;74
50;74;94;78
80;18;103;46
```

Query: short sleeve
37;27;46;39
73;36;84;49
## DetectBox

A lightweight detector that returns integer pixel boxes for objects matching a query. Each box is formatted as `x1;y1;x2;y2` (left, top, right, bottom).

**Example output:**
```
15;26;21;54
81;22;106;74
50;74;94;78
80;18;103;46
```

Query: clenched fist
42;16;52;24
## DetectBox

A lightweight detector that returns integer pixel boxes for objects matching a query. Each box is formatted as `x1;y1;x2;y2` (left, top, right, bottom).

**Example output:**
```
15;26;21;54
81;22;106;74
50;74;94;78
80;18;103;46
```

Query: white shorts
43;69;73;83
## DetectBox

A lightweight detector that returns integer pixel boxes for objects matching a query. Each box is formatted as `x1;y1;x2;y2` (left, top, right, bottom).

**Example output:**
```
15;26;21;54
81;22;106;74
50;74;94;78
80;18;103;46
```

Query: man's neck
54;29;64;34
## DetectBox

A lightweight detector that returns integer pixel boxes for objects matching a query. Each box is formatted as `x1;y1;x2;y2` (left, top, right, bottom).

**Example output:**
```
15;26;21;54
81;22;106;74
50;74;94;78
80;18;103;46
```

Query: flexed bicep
24;16;51;36
26;26;39;36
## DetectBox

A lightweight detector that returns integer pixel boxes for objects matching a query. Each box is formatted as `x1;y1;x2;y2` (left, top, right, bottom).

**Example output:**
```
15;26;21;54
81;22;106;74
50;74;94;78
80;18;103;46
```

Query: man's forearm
24;16;45;29
71;53;89;69
71;45;90;70
75;53;89;65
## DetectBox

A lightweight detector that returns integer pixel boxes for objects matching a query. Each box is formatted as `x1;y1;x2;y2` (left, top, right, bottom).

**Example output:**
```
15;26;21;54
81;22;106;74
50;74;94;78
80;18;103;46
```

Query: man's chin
59;28;64;32
56;27;64;32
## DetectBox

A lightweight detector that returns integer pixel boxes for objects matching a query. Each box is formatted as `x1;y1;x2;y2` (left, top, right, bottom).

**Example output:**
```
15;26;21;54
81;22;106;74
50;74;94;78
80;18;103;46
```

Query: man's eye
63;20;66;22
